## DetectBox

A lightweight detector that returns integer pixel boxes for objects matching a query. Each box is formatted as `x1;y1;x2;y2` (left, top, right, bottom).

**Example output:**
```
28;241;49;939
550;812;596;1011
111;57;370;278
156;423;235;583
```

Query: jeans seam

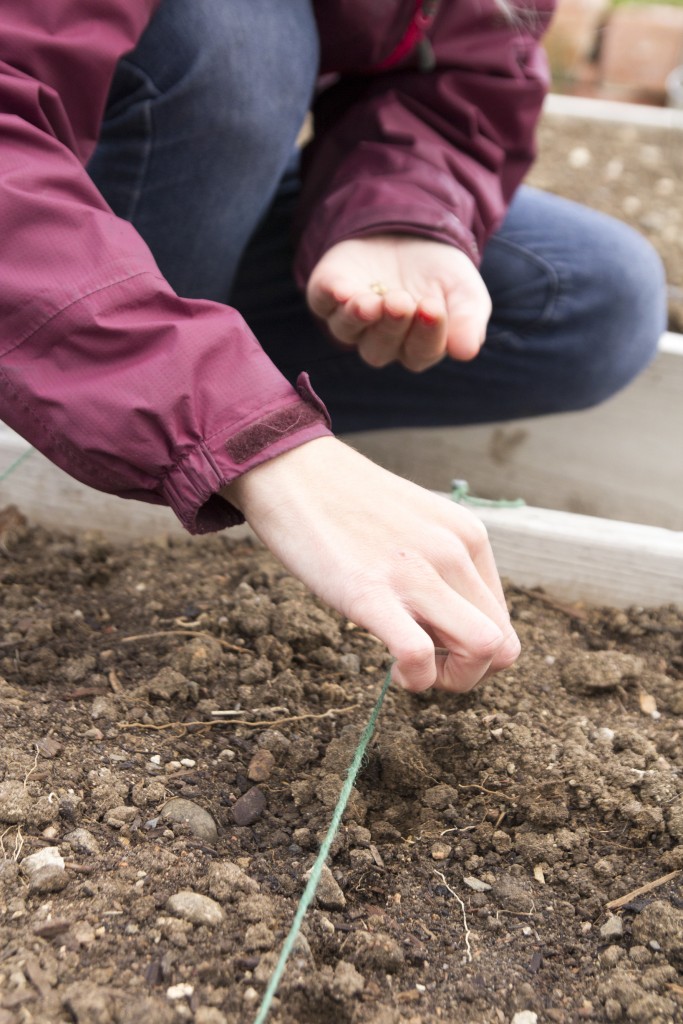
484;234;561;330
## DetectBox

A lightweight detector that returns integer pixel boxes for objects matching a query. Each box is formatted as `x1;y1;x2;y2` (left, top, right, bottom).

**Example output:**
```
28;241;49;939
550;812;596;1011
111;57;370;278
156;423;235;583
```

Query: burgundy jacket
0;0;552;533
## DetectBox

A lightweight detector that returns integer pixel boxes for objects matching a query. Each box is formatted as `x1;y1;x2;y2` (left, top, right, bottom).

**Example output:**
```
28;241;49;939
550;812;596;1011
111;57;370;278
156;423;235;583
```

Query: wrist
220;436;340;520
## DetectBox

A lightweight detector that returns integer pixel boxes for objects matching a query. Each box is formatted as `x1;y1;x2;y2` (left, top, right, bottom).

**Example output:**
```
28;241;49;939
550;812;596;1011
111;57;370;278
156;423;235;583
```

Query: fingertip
391;661;436;693
416;297;445;327
417;310;440;328
495;629;522;669
448;338;481;362
390;638;439;692
348;293;384;324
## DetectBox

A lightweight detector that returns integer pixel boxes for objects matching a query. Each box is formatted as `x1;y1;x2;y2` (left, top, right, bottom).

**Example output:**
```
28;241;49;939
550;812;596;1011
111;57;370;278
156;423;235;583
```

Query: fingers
306;273;356;320
316;288;450;371
443;281;492;362
312;285;484;374
351;563;519;696
367;587;515;695
326;291;389;348
397;296;448;372
356;289;419;368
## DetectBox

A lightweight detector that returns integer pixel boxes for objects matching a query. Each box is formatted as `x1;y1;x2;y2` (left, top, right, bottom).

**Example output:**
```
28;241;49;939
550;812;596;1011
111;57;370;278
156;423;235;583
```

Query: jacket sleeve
294;0;554;285
0;0;333;534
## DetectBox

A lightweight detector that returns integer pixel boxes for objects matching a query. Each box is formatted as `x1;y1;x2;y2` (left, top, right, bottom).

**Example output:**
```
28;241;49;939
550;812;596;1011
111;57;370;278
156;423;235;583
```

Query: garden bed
529;100;683;333
1;518;683;1024
1;97;683;1024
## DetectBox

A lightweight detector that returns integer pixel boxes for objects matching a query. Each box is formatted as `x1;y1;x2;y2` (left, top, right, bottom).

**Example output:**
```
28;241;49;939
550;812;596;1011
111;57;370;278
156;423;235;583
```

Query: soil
528;114;683;333
2;109;683;1024
2;512;683;1024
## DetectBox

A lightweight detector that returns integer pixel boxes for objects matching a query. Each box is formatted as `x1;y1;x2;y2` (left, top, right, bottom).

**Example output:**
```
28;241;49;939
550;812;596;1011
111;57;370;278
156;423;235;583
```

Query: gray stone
306;864;346;910
207;860;259;902
64;828;101;855
20;846;67;894
600;915;624;940
166;891;225;928
463;875;492;892
161;798;218;843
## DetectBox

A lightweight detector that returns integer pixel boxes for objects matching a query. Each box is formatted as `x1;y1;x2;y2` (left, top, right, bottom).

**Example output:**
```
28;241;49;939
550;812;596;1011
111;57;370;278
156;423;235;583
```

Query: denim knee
566;222;667;410
128;0;319;157
90;0;320;299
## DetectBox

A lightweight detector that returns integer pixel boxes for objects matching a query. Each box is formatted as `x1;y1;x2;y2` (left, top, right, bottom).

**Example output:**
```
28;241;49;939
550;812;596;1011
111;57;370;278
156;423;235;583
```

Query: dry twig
119;704;359;733
118;629;250;655
605;869;681;910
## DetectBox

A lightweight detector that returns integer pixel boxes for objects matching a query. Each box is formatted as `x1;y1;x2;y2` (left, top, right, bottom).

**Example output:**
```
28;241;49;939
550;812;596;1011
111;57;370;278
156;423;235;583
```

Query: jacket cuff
294;191;480;289
162;373;333;534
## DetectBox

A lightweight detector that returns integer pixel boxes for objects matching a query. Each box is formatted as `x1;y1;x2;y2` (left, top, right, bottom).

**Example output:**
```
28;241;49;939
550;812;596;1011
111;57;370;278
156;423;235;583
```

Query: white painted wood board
467;501;683;608
344;334;683;531
1;430;682;607
545;92;683;130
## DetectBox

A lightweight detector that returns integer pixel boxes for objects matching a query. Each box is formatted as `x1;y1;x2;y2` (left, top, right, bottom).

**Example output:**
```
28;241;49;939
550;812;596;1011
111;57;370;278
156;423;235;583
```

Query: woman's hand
222;437;519;693
306;235;492;372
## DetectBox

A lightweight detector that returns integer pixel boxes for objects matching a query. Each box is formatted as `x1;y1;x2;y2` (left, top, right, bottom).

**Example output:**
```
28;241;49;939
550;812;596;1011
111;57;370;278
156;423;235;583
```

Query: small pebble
305;864;346;910
247;749;275;783
180;758;196;768
166;891;225;928
166;983;194;1000
161;798;218;843
63;828;101;855
20;847;67;894
430;842;452;862
568;147;591;169
511;1013;538;1024
622;195;642;217
83;727;104;740
231;787;267;826
655;177;675;197
600;915;623;940
463;876;492;892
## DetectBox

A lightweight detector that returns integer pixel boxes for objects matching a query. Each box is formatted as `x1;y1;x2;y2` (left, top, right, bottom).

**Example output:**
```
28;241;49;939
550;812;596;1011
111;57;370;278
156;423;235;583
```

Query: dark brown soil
2;512;683;1024
528;113;683;333
2;108;682;1024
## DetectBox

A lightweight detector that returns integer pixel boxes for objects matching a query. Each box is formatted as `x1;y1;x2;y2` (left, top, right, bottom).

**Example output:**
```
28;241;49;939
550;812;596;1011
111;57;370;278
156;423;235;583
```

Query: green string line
0;445;35;484
450;478;525;509
252;667;393;1024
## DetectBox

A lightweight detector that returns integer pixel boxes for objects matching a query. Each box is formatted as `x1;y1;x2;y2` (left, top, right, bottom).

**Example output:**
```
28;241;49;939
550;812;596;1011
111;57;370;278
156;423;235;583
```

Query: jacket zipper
372;0;441;73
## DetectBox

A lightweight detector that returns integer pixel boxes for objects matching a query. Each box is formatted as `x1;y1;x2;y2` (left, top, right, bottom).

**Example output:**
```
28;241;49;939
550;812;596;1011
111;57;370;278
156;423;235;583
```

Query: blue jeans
89;0;667;433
